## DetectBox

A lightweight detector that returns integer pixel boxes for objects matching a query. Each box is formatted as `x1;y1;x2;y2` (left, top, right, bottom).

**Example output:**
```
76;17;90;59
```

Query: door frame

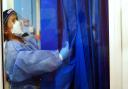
0;0;4;89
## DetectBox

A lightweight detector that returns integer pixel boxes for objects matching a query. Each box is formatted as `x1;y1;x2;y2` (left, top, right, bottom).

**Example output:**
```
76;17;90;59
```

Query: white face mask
12;20;24;35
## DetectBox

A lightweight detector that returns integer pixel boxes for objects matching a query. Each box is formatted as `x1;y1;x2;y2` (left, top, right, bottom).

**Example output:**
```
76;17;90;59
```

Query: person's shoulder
6;40;25;51
7;40;21;45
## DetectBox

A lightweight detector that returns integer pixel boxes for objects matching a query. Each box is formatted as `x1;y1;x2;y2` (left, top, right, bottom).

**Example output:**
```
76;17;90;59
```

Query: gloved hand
59;41;69;60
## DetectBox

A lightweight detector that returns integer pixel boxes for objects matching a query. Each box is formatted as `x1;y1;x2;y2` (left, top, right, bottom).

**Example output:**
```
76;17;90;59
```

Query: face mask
12;20;24;35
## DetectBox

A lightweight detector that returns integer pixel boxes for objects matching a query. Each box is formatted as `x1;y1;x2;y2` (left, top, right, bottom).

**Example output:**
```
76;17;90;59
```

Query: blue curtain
40;0;109;89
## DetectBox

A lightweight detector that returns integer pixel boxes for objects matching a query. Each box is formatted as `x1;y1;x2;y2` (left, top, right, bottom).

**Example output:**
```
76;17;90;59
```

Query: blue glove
59;41;69;60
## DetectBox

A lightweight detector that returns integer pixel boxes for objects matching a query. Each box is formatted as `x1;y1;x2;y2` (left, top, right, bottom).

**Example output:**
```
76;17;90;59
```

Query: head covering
3;8;17;24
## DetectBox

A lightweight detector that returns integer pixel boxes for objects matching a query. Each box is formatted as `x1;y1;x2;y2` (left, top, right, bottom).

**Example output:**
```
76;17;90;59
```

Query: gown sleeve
5;41;62;82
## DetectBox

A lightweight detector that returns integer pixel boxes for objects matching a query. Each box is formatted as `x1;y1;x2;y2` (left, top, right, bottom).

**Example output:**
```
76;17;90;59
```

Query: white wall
3;0;14;11
122;0;128;89
109;0;128;89
109;0;122;88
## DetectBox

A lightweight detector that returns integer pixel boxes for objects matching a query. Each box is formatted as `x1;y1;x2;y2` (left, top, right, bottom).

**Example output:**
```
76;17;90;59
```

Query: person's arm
16;50;62;72
10;50;62;82
7;41;69;82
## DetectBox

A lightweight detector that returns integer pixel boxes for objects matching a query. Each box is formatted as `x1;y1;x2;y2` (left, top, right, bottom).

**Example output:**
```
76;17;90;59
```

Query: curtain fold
40;0;109;89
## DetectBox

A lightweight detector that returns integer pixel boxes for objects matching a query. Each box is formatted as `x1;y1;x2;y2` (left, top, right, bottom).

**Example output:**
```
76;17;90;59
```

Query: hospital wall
109;0;128;89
